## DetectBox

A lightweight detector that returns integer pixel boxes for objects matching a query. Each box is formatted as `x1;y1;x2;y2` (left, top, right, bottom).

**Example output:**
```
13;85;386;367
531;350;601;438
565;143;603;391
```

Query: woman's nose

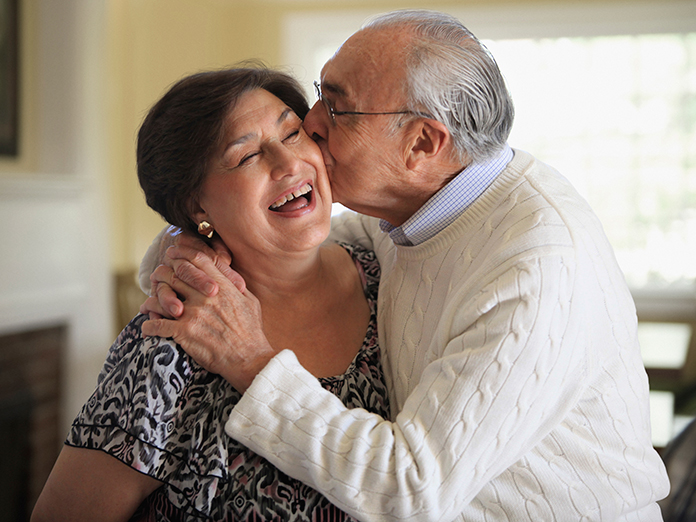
269;142;302;180
302;101;329;143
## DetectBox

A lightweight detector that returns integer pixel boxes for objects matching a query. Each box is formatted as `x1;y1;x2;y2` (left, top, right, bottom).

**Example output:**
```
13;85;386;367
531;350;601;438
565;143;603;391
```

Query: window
284;2;695;286
488;33;696;288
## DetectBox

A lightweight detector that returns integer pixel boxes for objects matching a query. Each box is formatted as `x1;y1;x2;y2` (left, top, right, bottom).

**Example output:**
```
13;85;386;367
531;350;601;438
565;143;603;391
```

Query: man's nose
303;101;329;142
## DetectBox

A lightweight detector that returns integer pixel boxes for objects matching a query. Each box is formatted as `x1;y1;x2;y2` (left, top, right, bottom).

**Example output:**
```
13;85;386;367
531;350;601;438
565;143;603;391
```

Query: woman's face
195;89;333;260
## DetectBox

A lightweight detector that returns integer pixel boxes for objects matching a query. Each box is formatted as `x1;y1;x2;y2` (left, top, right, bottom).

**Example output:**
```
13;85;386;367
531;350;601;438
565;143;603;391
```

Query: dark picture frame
0;0;18;156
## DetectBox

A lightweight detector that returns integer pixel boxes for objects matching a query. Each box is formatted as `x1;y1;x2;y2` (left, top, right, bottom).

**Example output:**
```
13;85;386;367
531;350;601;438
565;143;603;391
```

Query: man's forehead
319;33;386;101
319;64;348;98
319;52;359;101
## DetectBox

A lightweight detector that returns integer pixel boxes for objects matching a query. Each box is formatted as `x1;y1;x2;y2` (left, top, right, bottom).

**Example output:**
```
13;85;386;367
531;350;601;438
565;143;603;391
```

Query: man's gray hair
364;10;514;164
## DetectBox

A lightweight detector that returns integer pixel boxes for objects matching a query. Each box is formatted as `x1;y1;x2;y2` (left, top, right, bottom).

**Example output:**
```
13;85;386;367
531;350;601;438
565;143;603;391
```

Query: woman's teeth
270;183;312;209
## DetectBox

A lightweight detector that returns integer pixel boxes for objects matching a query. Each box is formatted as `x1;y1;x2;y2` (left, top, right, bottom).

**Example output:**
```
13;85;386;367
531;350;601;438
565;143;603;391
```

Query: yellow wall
107;0;279;272
93;0;647;271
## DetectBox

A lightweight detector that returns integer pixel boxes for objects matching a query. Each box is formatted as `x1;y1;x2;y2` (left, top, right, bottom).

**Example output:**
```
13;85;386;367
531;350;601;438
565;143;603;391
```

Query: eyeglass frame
313;81;430;124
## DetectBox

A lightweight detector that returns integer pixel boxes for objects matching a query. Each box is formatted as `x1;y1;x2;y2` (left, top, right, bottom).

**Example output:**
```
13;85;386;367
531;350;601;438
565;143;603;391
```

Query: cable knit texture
225;150;669;521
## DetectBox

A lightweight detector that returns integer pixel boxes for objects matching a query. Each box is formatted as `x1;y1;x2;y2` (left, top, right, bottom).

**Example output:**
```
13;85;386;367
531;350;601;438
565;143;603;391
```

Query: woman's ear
405;119;451;170
190;201;209;229
191;201;215;239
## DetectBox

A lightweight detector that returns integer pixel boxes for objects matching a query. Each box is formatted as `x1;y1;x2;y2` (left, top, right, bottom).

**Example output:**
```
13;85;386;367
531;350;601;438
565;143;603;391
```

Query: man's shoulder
330;210;380;229
327;211;392;253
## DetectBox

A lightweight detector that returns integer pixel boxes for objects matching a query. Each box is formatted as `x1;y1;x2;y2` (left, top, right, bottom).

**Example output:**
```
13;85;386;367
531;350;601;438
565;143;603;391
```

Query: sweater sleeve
138;225;170;295
326;211;382;251
225;253;585;521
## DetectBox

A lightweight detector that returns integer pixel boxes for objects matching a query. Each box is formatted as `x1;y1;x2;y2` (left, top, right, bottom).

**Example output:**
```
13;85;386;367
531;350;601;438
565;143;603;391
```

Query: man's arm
138;226;242;318
138;225;173;296
326;210;379;250
224;256;585;521
139;228;584;520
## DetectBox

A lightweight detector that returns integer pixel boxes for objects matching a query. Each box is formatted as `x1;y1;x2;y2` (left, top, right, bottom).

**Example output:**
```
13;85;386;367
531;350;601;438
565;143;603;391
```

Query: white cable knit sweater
225;150;669;521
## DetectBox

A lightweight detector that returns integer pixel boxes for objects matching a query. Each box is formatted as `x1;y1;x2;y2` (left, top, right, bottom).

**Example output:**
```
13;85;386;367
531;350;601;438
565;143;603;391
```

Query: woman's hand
141;250;275;393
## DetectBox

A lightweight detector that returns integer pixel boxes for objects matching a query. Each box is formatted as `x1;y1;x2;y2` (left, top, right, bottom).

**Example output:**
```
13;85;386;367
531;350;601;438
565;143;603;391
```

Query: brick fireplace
0;325;66;519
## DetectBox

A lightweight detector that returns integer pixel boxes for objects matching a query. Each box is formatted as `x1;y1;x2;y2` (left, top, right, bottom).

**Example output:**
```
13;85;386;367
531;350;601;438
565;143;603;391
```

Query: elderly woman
31;68;388;521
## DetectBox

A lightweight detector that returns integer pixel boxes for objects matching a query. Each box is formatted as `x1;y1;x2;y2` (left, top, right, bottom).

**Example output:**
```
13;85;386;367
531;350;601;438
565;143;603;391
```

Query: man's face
302;28;412;222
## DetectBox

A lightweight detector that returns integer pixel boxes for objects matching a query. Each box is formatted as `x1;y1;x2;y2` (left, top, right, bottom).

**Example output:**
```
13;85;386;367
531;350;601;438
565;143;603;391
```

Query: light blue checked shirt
379;145;514;246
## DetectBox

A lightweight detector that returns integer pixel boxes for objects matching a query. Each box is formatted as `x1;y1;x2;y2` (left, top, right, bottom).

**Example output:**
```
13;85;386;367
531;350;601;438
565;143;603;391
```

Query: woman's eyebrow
224;108;297;153
277;107;294;124
225;133;253;152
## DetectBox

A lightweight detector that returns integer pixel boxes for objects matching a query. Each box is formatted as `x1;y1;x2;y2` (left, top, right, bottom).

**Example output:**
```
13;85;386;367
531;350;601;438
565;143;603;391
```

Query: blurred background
0;0;694;518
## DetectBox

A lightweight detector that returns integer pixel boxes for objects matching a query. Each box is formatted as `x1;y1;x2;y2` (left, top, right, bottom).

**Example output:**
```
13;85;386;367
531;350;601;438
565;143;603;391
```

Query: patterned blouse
66;243;388;522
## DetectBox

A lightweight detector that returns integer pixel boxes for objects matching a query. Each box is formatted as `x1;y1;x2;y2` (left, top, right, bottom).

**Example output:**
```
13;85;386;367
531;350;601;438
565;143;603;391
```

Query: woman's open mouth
269;183;313;213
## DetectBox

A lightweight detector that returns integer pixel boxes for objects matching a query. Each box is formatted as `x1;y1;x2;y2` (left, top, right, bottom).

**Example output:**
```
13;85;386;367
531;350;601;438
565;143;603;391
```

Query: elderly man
141;10;669;521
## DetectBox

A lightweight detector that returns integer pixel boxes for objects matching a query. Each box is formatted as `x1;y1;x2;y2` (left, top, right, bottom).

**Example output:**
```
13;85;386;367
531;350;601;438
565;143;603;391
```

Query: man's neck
379;145;513;245
383;164;468;227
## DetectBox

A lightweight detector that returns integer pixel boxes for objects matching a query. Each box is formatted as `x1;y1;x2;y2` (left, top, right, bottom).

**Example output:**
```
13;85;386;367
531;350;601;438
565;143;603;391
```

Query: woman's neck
233;242;370;378
230;245;332;308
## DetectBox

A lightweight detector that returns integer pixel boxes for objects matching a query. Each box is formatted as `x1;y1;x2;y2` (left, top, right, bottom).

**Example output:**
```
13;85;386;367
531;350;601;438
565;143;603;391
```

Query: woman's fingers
210;236;233;266
170;230;219;261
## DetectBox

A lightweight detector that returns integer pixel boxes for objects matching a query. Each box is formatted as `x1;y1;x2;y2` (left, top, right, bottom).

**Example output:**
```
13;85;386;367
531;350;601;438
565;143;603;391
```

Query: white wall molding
0;286;87;335
0;0;114;436
0;174;94;199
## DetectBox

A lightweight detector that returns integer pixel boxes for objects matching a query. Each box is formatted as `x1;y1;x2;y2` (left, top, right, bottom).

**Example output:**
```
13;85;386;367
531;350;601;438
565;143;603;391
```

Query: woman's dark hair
137;66;310;234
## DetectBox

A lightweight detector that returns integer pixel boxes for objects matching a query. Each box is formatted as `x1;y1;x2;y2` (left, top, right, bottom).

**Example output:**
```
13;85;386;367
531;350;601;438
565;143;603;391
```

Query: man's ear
405;119;451;170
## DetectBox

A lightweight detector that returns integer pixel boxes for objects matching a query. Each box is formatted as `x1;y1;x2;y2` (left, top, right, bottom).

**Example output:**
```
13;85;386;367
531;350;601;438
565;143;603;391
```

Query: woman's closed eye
283;130;300;143
237;150;260;167
230;125;302;168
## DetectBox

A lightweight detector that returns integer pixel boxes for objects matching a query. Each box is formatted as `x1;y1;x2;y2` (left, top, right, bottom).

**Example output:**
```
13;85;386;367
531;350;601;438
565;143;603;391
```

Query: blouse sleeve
67;314;240;516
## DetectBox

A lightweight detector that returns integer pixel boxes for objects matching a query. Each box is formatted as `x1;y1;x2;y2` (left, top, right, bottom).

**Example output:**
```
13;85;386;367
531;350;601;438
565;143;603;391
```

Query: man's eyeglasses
313;81;428;124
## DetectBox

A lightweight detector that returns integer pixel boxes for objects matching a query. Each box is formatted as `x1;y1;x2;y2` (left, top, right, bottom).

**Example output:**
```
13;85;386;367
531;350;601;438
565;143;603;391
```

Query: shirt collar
380;145;513;245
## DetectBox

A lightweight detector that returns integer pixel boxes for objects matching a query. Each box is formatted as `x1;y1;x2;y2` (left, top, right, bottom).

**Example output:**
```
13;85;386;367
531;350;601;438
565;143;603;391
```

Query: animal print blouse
66;243;388;521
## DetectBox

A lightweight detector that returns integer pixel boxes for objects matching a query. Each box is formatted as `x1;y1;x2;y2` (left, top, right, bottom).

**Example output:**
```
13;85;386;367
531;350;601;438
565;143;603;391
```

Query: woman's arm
32;445;162;522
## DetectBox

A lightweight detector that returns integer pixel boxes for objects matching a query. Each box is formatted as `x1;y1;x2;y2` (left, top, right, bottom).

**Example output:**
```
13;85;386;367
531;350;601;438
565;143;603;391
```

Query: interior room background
0;0;694;517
